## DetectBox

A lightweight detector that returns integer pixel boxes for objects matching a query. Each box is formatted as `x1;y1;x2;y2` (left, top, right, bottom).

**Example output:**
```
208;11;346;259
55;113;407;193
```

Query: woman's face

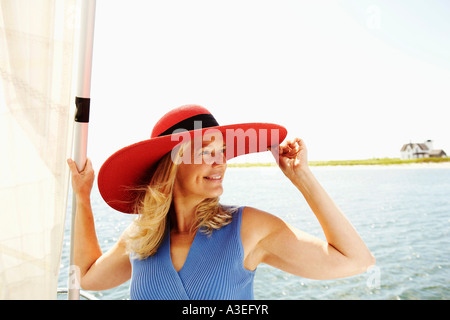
174;133;227;202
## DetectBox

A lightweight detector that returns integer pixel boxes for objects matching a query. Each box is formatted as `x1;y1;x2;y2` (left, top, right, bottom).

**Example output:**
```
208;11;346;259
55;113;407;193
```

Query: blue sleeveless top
129;206;255;300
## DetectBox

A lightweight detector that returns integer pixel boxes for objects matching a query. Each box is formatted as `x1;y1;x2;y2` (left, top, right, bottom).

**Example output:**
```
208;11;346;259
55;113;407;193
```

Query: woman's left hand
271;138;309;181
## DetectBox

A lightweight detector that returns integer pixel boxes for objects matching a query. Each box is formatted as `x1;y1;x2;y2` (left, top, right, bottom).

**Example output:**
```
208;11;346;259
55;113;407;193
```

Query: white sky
86;0;450;168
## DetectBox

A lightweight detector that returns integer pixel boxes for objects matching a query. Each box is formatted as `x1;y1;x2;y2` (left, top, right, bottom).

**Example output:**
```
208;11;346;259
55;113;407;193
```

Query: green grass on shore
227;157;450;167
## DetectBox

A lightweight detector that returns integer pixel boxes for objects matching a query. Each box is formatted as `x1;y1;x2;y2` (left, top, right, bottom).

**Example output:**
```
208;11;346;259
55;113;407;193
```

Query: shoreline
227;158;450;169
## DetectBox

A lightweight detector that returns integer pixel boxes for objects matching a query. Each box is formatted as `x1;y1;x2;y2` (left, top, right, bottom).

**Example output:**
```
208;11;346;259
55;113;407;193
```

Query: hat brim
98;123;287;213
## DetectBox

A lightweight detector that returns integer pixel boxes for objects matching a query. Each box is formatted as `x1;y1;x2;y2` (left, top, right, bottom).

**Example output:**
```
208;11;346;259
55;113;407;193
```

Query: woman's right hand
67;158;95;200
67;158;132;290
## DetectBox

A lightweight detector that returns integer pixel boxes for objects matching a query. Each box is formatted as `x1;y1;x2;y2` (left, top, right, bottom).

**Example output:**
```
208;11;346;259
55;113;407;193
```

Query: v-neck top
129;206;255;300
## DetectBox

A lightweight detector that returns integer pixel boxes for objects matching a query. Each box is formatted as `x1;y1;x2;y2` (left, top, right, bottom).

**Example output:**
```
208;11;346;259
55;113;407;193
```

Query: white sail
0;0;77;299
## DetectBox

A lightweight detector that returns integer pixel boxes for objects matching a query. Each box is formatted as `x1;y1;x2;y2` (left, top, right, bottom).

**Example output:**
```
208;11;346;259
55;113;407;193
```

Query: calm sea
58;166;450;300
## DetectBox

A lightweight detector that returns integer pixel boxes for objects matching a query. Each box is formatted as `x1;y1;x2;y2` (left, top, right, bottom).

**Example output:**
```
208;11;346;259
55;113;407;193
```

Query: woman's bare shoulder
242;206;284;224
241;206;286;240
240;206;287;270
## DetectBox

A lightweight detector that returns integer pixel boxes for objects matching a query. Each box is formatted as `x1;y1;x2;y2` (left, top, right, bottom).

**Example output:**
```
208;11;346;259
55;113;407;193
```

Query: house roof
400;143;412;152
400;143;429;152
429;149;447;157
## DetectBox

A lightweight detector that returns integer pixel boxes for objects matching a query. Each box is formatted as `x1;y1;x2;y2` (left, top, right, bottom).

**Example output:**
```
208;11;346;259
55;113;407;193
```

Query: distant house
429;149;447;158
400;140;447;159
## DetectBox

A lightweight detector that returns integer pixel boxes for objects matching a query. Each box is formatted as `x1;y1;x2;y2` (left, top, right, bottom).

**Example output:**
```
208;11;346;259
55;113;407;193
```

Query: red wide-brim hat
98;104;287;213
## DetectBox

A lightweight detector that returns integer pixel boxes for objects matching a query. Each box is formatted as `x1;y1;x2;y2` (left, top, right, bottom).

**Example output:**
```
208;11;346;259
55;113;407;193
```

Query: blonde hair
125;143;236;260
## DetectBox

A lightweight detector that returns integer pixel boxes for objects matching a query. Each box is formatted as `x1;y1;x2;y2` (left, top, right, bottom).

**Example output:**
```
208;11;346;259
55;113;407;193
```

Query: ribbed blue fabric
130;206;255;300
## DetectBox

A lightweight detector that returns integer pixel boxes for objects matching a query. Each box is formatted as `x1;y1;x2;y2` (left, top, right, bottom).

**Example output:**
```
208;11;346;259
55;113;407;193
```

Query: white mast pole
68;0;96;300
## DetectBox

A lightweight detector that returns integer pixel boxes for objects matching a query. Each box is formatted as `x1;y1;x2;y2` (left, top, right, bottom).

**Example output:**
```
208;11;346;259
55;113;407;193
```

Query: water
58;166;450;300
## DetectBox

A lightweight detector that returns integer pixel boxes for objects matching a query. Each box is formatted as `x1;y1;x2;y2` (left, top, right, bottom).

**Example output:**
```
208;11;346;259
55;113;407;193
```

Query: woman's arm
242;139;375;280
67;158;131;290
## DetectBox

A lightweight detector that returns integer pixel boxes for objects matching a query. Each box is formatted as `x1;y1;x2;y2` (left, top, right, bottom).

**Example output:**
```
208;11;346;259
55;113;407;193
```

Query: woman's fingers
67;158;79;173
67;158;93;174
67;158;95;198
279;139;302;158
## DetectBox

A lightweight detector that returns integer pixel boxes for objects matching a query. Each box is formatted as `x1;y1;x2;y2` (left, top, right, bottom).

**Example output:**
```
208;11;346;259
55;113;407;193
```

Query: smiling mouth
204;175;222;181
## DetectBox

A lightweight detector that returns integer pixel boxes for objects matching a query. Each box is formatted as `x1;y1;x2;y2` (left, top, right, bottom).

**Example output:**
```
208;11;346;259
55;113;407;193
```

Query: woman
67;104;375;299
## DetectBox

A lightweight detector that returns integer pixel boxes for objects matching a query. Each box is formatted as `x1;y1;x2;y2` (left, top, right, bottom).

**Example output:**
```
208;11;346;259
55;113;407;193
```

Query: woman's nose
211;150;227;167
